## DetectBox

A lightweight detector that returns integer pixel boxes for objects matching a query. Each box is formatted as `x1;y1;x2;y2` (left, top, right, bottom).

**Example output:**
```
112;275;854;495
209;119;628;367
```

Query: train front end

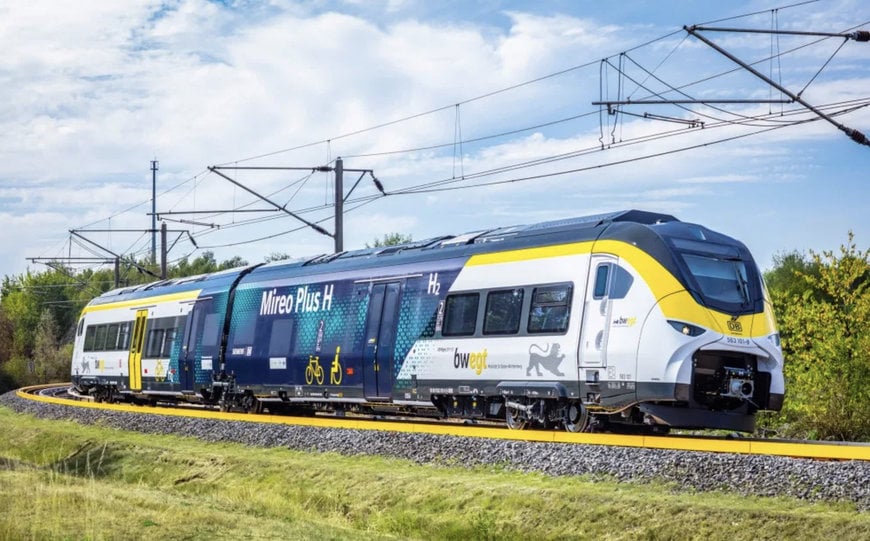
633;221;784;433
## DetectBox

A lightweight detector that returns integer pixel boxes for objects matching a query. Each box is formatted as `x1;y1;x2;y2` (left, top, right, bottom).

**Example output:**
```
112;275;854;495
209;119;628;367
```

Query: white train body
72;211;784;432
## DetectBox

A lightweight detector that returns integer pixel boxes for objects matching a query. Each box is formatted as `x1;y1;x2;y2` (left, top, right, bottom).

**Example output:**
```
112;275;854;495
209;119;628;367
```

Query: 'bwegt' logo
453;348;488;375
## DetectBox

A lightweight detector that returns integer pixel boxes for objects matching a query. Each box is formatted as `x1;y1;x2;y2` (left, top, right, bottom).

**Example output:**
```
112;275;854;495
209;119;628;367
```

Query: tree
764;251;821;299
32;309;69;384
767;233;869;440
0;250;258;391
0;308;12;366
0;307;15;393
265;252;292;263
367;232;412;248
169;251;248;278
218;256;248;270
0;268;80;359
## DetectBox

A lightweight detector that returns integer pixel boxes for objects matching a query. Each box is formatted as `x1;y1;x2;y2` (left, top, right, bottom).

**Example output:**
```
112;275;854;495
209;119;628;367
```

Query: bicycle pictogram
305;355;324;385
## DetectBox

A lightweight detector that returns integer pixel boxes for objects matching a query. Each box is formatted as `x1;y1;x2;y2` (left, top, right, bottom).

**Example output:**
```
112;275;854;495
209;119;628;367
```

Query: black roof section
474;210;676;245
88;266;248;305
293;209;677;267
254;209;679;275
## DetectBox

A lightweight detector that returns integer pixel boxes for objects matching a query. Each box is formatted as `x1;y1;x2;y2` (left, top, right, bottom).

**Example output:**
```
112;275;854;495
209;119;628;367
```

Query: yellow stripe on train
81;289;202;314
467;239;773;338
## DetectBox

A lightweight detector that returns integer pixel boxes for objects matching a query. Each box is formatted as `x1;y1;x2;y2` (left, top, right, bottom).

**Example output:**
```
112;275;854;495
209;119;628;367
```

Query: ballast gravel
2;391;867;510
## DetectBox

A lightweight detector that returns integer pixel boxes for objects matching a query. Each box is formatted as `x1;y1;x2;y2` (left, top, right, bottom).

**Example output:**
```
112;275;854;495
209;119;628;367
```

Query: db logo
727;319;743;333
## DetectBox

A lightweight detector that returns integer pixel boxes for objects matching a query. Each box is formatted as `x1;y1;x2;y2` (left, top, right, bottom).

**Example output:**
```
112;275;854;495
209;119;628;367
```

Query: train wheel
241;394;258;414
505;405;527;430
563;402;589;433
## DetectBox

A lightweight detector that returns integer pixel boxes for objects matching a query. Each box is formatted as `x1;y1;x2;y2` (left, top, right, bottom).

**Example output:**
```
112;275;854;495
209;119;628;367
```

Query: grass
0;406;867;540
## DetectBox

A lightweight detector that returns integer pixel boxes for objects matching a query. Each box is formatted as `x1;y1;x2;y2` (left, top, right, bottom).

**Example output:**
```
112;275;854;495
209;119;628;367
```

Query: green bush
764;233;870;441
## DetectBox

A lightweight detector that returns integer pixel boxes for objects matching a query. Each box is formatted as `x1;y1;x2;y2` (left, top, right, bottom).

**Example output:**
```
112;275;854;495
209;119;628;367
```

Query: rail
13;384;870;461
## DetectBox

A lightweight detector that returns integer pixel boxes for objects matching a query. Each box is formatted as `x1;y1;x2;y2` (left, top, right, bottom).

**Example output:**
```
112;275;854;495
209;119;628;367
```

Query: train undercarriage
73;348;773;434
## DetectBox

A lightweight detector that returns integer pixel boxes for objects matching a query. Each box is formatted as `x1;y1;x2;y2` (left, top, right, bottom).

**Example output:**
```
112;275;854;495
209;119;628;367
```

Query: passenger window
528;284;572;334
118;322;132;351
186;310;202;353
442;293;479;336
106;324;120;350
83;326;96;352
593;264;610;299
484;289;524;335
94;325;109;351
201;313;221;347
145;329;166;358
231;316;257;346
162;328;178;357
268;319;295;357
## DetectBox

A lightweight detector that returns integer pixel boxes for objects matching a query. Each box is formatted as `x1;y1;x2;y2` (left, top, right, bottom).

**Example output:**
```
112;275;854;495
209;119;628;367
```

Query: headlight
667;320;706;336
768;333;781;348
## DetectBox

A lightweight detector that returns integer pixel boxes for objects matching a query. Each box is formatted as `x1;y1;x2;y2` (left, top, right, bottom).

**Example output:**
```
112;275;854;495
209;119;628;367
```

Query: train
70;209;784;433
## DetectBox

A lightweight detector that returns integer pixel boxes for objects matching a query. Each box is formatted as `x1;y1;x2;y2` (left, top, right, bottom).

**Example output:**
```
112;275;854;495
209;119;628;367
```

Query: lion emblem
526;343;565;377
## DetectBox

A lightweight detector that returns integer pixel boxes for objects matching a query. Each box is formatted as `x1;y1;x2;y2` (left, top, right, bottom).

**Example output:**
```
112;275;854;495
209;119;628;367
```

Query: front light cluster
667;320;706;337
768;332;781;348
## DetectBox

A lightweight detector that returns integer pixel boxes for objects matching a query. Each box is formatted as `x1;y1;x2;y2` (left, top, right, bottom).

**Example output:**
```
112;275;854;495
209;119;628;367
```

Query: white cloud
0;1;867;279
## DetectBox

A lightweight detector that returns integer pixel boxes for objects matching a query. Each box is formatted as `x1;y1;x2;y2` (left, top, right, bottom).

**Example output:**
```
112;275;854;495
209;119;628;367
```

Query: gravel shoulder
2;391;867;510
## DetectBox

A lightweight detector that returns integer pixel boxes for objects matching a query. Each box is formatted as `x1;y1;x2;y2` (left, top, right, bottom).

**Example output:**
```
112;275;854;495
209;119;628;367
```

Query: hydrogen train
70;210;784;433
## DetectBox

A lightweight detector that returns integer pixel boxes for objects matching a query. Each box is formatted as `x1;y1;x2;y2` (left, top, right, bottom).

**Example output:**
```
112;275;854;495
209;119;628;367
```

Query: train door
128;309;148;391
180;298;212;392
362;282;401;400
579;254;616;368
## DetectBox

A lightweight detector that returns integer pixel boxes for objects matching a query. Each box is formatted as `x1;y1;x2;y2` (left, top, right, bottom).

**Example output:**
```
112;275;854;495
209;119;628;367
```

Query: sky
1;0;869;284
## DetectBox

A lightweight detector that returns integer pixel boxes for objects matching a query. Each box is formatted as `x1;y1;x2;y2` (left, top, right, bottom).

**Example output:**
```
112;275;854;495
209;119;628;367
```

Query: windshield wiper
731;261;750;306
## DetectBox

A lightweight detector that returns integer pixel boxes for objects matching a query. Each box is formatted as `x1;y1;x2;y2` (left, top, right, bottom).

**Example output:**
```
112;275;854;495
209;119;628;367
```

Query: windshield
681;253;750;306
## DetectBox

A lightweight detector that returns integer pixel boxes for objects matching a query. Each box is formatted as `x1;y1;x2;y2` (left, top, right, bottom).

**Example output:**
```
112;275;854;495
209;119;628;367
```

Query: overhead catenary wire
340;110;597;159
606;21;870;129
797;38;849;98
214;27;708;168
306;49;856;205
41;0;867;262
210;0;825;167
99;170;323;262
194;93;870;250
684;25;870;146
388;120;814;196
302;17;870;166
387;97;870;196
619;20;870;109
697;0;819;26
186;95;869;251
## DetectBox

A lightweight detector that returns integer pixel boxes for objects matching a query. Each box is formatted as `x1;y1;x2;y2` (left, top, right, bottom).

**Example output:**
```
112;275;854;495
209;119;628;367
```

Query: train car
71;210;784;432
71;268;246;402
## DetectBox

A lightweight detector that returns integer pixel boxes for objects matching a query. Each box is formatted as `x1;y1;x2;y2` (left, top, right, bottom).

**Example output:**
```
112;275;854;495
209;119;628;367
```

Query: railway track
15;383;870;461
